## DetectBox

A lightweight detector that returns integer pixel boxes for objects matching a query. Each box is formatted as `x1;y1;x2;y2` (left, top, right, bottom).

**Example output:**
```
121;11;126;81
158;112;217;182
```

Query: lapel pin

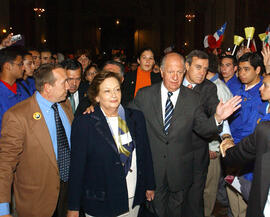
33;112;42;120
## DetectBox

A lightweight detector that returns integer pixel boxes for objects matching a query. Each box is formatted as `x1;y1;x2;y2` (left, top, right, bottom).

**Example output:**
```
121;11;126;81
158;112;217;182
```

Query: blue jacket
223;74;242;96
230;78;264;144
68;106;155;217
0;82;29;136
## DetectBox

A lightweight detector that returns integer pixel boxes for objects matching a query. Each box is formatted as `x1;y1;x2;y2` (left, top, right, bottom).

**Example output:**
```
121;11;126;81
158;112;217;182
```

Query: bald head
160;52;185;92
161;52;185;71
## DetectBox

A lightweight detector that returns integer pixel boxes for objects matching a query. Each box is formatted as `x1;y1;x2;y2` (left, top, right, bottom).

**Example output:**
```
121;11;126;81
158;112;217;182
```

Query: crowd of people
0;31;270;217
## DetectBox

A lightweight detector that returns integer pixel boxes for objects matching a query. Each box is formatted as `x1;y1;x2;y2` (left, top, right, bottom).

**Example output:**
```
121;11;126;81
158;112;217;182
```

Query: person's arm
221;122;259;165
0;111;24;216
68;115;90;211
134;110;155;201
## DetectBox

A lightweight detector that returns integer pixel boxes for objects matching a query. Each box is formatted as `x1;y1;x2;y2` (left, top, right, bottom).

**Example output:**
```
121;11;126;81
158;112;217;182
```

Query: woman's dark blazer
68;105;155;217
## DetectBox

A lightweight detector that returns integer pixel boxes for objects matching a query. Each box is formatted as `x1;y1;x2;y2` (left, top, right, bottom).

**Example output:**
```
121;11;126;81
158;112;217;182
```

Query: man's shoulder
7;95;35;114
200;79;217;89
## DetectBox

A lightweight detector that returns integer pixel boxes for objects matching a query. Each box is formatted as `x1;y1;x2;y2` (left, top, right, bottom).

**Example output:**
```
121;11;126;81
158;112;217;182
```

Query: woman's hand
146;190;155;201
67;210;79;217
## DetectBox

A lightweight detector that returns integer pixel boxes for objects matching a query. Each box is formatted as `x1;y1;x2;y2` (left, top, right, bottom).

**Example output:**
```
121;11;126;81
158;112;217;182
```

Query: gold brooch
33;112;42;120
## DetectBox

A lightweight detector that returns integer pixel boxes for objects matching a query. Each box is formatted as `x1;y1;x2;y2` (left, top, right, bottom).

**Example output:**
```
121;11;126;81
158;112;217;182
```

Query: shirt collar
210;73;219;82
36;91;55;110
183;77;196;88
161;82;180;95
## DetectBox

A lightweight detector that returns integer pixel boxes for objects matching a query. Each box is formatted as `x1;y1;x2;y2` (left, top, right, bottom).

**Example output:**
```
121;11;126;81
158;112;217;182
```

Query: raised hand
215;96;242;123
261;46;270;74
0;33;15;49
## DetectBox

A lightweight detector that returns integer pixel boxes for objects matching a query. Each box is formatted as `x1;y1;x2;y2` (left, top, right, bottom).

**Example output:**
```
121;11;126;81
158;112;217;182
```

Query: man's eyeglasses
67;78;81;84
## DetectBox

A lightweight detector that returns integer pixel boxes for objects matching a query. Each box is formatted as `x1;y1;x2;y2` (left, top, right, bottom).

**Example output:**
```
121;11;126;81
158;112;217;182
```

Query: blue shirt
223;74;242;96
21;77;36;96
0;92;71;215
230;78;264;144
228;78;264;182
0;81;29;137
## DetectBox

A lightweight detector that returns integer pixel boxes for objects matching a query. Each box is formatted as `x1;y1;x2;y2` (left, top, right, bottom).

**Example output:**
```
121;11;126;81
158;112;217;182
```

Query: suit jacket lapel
124;109;136;143
29;95;58;171
151;84;164;133
93;106;120;156
169;86;188;131
60;100;73;124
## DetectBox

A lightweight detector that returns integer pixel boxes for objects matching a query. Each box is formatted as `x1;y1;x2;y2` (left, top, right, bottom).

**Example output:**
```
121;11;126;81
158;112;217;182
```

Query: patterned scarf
108;105;135;176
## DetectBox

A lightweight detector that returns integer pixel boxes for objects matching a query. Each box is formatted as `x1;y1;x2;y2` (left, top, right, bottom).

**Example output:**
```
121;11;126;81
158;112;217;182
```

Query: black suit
72;82;89;117
224;121;270;217
184;79;219;217
122;70;162;106
130;82;221;217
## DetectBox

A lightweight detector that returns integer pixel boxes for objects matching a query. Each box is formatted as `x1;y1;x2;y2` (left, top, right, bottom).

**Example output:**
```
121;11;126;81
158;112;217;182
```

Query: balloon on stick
244;27;255;48
232;35;244;55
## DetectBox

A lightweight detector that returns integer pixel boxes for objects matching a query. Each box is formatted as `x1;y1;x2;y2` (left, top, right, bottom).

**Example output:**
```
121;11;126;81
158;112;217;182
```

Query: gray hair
185;50;208;65
160;52;185;71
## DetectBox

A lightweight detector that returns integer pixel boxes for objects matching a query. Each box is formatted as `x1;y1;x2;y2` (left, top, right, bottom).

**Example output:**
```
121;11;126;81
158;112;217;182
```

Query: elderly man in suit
130;52;241;217
0;64;73;217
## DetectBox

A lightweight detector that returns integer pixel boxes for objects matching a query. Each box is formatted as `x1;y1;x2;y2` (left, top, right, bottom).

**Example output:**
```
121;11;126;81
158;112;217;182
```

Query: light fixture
43;39;46;43
34;8;45;17
185;13;195;22
2;29;7;33
116;19;120;25
98;27;101;30
184;42;188;46
9;27;12;30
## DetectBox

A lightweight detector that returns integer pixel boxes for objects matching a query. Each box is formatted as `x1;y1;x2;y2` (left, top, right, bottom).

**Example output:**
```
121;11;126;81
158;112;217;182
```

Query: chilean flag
204;22;227;49
265;26;270;47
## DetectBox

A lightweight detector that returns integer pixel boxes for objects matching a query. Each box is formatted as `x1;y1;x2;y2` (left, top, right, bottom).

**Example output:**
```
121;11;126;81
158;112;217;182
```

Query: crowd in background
0;31;270;217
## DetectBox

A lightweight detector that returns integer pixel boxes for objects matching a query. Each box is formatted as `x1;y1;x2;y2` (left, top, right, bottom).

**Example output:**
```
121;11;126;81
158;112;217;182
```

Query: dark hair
40;48;52;54
137;47;154;59
186;50;209;65
102;60;124;76
88;70;122;105
238;52;263;73
220;55;237;66
27;47;40;53
34;63;63;92
84;63;99;81
75;49;90;59
22;52;33;60
0;47;23;72
61;59;82;73
208;53;219;74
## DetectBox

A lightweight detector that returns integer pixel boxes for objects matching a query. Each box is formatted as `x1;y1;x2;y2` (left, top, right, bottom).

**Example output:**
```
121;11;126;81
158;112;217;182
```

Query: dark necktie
51;103;70;182
164;91;174;135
